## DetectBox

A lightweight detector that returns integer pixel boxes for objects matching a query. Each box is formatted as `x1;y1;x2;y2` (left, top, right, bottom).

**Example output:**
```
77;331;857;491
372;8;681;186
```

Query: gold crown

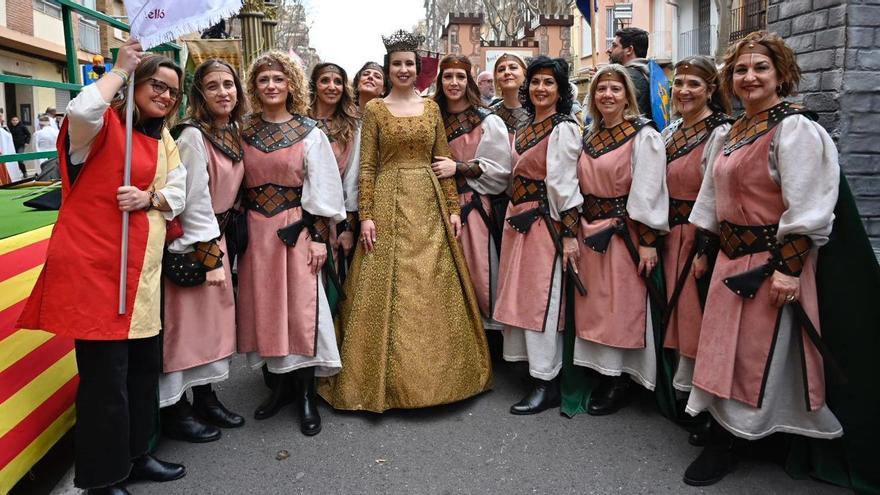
382;30;424;53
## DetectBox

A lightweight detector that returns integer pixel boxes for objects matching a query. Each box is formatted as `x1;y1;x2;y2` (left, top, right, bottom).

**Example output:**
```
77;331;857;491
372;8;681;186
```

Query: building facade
1;0;102;128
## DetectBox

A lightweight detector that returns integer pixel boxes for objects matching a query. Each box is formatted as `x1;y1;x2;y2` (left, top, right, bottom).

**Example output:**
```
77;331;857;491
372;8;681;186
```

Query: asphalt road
52;353;848;495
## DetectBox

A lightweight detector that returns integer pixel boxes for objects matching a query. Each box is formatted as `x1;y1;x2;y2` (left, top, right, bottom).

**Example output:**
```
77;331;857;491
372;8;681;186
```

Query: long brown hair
433;54;483;114
308;63;358;147
185;59;245;128
111;54;183;126
673;56;731;115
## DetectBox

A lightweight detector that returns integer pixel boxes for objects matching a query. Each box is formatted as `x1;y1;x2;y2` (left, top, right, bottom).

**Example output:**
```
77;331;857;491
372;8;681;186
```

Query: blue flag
648;59;671;130
576;0;598;26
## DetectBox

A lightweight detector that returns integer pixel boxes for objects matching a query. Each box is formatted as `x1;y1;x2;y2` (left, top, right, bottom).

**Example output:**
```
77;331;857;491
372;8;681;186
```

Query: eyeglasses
146;78;180;101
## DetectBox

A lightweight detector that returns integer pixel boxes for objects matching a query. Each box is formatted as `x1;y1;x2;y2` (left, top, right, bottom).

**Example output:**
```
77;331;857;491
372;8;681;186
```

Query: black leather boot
192;384;245;428
161;396;221;443
86;485;130;495
509;377;560;415
587;375;632;416
688;412;712;447
294;367;321;436
254;371;293;420
683;420;735;486
127;454;186;483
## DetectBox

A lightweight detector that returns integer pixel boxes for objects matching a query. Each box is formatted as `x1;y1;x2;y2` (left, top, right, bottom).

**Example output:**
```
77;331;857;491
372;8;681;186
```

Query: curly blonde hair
246;51;309;116
720;31;801;101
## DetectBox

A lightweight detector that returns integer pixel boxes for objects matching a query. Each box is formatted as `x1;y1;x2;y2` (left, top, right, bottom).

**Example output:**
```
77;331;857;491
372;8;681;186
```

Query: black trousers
73;335;160;488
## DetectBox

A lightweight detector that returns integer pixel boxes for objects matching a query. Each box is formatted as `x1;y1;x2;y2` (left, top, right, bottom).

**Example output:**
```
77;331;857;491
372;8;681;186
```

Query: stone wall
768;0;880;254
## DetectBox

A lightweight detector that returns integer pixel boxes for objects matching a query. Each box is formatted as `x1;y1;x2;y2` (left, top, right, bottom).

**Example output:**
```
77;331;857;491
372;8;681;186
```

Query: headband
360;62;383;74
495;53;525;69
738;41;772;58
596;70;625;83
440;58;470;73
315;64;343;78
675;59;715;83
203;60;234;76
253;58;283;76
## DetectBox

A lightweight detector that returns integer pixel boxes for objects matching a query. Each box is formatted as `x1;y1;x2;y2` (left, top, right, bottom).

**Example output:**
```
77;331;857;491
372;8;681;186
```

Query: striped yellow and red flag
0;225;77;493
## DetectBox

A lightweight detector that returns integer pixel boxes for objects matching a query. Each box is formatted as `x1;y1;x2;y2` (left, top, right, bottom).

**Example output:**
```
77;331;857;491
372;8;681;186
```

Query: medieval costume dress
16;83;186;488
315;118;361;284
573;118;669;395
443;106;511;329
159;120;243;411
236;114;345;377
320;99;492;412
490;100;531;145
685;102;843;440
493;113;583;381
660;113;731;391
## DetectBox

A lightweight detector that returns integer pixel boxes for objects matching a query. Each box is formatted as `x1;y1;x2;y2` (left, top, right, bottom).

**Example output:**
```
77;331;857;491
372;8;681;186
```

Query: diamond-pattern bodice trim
583;117;654;159
665;113;733;163
723;102;816;155
242;114;316;153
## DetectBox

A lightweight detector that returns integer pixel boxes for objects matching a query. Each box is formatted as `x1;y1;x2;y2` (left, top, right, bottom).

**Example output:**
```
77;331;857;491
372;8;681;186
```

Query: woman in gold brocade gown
319;30;492;412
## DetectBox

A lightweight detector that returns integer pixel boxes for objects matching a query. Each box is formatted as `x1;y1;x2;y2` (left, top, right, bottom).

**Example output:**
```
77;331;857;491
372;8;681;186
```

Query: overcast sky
306;0;425;75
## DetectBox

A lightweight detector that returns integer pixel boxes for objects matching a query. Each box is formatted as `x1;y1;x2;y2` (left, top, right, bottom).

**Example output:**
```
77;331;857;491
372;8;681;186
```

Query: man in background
33;114;59;170
607;27;652;119
8;115;31;175
45;106;59;129
477;70;498;106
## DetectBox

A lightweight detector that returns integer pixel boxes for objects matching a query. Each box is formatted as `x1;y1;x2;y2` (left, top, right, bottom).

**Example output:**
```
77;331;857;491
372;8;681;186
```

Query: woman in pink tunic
309;62;360;279
160;60;246;443
573;65;669;417
659;56;732;445
493;56;582;415
237;52;345;436
682;32;842;486
489;53;531;143
431;54;511;331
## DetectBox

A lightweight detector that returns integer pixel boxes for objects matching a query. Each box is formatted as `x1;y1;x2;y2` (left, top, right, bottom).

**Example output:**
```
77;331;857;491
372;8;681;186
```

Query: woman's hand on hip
638;246;658;276
205;266;226;287
769;270;800;307
692;254;708;279
450;214;462;238
562;236;580;272
360;220;377;253
338;231;355;256
117;186;150;211
431;156;457;179
307;241;327;275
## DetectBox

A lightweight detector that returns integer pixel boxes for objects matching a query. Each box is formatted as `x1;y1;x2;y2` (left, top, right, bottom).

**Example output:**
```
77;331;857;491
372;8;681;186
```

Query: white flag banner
123;0;242;50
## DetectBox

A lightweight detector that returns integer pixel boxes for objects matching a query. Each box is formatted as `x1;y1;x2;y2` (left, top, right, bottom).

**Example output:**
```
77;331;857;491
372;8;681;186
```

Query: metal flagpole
591;5;600;68
118;80;135;315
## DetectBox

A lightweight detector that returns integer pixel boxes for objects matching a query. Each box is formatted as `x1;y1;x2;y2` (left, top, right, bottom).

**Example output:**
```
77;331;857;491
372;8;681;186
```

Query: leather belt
668;198;695;227
719;220;778;259
215;209;234;232
510;176;547;205
245;183;303;217
582;194;627;222
456;175;474;195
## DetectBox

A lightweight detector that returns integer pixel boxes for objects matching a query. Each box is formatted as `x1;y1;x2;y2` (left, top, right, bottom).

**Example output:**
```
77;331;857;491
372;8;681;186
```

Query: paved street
52;353;845;495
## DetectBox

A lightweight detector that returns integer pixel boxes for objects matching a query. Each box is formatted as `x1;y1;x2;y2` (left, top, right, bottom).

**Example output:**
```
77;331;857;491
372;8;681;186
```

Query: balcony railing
730;0;767;42
679;26;717;59
79;19;101;53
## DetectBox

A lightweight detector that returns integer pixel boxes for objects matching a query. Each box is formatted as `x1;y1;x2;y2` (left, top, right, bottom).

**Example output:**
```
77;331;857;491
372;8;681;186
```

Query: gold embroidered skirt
319;165;492;412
